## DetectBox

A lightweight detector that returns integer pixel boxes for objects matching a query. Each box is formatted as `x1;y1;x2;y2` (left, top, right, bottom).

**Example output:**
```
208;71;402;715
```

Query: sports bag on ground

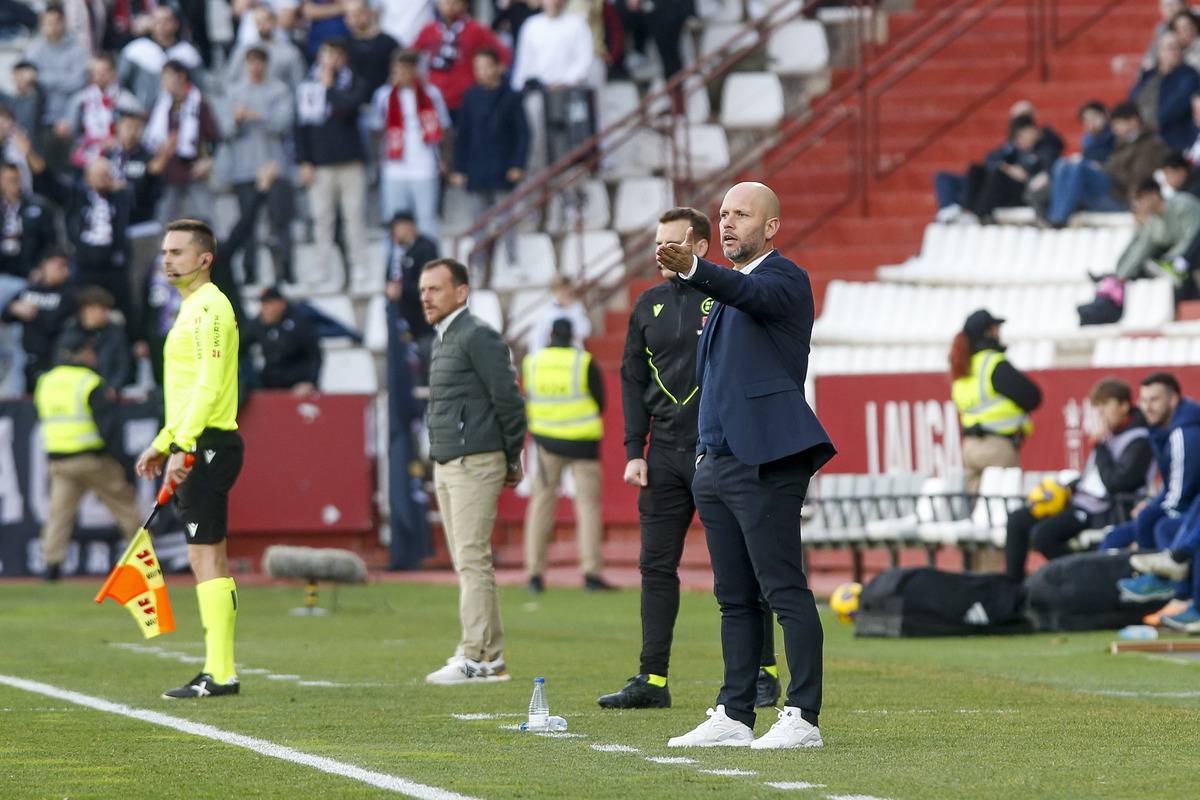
855;567;1032;637
1024;549;1166;632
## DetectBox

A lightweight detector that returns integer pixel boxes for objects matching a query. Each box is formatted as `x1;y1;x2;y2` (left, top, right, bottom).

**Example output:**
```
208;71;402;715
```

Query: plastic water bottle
526;677;549;730
1118;624;1158;640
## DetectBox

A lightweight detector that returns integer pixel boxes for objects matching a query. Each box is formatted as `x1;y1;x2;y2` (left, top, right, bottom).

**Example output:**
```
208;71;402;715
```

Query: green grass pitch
1;579;1197;799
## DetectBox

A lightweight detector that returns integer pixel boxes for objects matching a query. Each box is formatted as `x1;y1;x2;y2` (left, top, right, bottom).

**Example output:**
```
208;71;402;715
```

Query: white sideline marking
701;769;757;776
453;713;524;720
850;709;1019;714
645;756;696;764
826;795;896;800
0;674;481;800
765;782;826;790
1085;689;1200;698
590;744;639;753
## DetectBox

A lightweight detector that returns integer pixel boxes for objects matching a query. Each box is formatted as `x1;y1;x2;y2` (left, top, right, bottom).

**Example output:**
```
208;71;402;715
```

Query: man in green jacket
1115;177;1200;284
419;257;527;685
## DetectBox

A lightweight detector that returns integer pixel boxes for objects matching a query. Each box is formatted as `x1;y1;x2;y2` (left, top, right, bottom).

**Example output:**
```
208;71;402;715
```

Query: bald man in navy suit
658;182;836;750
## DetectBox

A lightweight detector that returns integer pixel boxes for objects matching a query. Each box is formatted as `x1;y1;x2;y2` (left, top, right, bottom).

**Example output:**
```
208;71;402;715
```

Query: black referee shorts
175;429;244;545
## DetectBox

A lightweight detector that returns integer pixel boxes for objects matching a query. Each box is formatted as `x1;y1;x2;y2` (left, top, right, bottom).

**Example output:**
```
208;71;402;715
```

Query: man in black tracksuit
598;207;780;710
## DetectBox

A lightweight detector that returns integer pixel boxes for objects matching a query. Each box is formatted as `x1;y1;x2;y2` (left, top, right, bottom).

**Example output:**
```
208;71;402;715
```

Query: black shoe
755;667;781;708
162;672;240;699
528;575;544;594
597;674;671;709
584;574;617;592
43;564;61;582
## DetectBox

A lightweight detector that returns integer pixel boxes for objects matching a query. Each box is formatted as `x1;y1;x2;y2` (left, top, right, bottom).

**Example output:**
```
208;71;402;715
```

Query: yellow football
829;581;863;625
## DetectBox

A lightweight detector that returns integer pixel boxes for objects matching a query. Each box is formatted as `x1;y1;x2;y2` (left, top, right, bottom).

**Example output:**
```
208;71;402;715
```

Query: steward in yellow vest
32;340;142;581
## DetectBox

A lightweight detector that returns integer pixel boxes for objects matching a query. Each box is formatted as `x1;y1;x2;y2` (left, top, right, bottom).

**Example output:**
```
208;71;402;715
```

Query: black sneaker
755;667;781;708
528;575;544;594
597;674;671;709
584;574;617;592
162;672;240;699
43;564;61;582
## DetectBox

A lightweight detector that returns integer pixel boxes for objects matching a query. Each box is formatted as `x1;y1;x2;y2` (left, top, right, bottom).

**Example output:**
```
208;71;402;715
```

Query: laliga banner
814;365;1200;475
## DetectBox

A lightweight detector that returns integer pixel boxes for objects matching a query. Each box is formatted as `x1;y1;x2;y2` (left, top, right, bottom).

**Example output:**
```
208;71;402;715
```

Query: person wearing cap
949;308;1043;496
245;286;322;395
522;317;614;593
33;336;142;581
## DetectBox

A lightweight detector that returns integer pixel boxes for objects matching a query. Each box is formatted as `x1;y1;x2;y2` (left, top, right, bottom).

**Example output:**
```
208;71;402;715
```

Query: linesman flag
94;528;176;638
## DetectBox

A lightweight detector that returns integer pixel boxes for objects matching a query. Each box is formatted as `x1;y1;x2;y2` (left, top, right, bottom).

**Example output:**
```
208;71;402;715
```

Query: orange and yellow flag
94;528;175;638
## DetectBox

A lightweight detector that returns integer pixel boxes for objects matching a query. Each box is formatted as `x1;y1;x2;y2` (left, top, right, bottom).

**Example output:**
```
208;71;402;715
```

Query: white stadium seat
614;177;673;233
319;347;377;394
720;73;785;128
560;231;625;287
491;233;557;291
767;20;830;75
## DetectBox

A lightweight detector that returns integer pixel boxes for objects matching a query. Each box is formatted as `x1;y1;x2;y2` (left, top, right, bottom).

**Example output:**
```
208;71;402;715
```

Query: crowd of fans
0;0;709;399
933;0;1200;309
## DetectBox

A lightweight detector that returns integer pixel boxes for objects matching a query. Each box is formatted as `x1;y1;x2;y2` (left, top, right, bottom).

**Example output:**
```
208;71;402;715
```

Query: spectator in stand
369;48;449;242
413;0;511;123
226;7;307;93
4;62;47;153
300;0;351;61
385;210;437;355
1040;102;1173;227
57;54;141;171
0;163;56;280
378;0;433;47
25;5;90;127
3;249;78;391
0;106;43;199
1113;178;1200;296
1172;10;1200;72
245;286;322;394
67;157;133;322
450;47;527;269
1163;151;1200;199
1143;0;1187;71
55;285;131;389
527;274;591;353
1079;100;1116;163
144;60;218;225
616;0;692;82
492;0;539;51
510;0;596;171
295;38;369;291
222;47;295;287
229;0;301;47
106;110;163;228
345;0;399;95
949;309;1042;497
1131;31;1200;151
960;114;1058;223
522;318;614;593
102;0;161;53
118;6;206;111
0;0;36;37
934;100;1063;222
1005;378;1154;580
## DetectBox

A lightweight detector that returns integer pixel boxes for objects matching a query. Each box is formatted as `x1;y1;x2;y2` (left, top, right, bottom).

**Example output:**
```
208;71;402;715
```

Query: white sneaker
425;655;488;685
484;657;511;682
1130;550;1191;582
667;705;754;747
751;706;823;749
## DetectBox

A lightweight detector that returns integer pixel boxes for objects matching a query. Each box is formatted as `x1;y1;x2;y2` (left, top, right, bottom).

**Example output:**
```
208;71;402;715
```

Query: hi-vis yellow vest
951;350;1033;437
523;346;603;441
34;365;104;455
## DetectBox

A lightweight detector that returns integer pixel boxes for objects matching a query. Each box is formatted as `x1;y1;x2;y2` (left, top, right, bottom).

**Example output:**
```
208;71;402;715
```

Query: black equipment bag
855;567;1032;637
1024;550;1167;632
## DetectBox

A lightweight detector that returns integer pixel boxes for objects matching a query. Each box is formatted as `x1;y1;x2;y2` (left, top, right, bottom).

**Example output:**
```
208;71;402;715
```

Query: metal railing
458;0;1136;345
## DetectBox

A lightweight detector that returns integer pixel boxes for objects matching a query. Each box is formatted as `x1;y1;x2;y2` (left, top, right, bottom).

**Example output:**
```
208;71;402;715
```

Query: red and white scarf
72;83;120;167
385;83;442;161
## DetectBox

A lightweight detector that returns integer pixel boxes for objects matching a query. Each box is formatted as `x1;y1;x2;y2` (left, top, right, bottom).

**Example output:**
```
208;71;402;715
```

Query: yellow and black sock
197;577;238;684
761;664;779;678
646;673;668;687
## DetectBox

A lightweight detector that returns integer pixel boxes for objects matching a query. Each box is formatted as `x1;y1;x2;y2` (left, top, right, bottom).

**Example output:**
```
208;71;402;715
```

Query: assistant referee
136;219;244;700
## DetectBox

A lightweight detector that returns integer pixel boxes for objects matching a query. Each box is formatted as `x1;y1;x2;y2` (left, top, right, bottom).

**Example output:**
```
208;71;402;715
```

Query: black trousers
233;180;294;284
638;445;775;677
1004;504;1090;579
965;163;1026;219
694;450;821;728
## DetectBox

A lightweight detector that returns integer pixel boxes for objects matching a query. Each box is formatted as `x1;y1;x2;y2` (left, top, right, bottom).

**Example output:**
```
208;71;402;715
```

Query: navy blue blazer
687;251;836;470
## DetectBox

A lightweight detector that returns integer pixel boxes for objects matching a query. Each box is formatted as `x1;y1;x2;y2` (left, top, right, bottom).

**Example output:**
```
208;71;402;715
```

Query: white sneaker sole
751;736;824;750
667;737;752;748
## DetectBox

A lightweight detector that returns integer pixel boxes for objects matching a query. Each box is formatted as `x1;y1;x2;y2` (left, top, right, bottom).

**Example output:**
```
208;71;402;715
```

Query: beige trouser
523;445;603;579
309;162;368;286
42;453;143;566
434;451;507;662
962;434;1021;497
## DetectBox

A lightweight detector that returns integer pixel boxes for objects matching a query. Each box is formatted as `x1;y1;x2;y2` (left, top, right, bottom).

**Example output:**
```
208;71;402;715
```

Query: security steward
136;219;244;700
34;339;143;582
597;207;780;710
522;318;615;592
949;308;1043;496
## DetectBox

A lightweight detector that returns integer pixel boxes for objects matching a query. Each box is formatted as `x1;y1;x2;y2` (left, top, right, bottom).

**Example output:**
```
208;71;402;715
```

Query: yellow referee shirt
150;282;239;454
